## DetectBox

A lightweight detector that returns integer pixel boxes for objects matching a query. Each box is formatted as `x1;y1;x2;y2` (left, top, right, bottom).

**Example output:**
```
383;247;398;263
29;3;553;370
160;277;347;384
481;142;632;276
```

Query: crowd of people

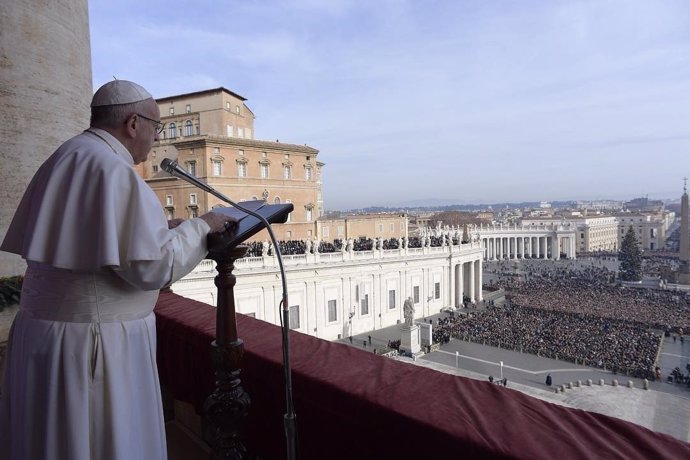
241;235;469;256
436;304;660;379
502;265;690;333
443;258;690;380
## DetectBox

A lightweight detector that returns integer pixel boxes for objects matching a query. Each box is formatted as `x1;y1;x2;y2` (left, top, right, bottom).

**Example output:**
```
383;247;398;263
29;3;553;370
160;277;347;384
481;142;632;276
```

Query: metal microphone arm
160;158;298;460
160;157;237;205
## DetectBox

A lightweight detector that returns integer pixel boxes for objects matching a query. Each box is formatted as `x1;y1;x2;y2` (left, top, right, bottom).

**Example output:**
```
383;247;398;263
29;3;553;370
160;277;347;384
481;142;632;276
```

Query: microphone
159;157;298;460
160;158;215;195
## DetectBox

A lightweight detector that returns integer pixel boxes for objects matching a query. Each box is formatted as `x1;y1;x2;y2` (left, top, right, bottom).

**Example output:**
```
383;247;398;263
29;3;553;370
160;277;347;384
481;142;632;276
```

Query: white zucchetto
91;80;153;107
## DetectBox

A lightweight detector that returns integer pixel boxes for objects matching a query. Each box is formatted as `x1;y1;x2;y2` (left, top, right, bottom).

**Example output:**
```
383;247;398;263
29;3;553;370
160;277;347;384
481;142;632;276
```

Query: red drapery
155;291;690;459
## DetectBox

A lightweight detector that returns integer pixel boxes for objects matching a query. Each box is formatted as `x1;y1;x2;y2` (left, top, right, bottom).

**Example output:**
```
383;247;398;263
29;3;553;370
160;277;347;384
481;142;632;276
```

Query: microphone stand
161;159;297;460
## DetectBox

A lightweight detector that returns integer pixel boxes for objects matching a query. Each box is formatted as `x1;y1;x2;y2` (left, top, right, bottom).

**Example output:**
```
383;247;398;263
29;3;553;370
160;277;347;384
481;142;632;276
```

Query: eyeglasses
136;113;165;134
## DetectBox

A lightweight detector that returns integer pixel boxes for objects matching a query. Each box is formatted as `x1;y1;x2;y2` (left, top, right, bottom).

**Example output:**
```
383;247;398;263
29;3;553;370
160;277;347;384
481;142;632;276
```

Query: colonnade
450;259;482;307
480;233;576;261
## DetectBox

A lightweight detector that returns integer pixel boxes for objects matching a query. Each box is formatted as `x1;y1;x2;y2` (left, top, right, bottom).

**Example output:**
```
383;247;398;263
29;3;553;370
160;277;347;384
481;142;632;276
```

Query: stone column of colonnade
468;261;475;302
474;259;482;302
0;0;92;276
571;236;577;259
455;262;464;306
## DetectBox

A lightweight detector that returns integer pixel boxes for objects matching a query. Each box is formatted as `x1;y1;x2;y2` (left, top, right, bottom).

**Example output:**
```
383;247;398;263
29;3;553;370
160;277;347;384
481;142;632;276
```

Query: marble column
474;259;483;302
571;237;577;259
468;260;475;303
456;263;464;306
0;0;92;276
554;236;560;260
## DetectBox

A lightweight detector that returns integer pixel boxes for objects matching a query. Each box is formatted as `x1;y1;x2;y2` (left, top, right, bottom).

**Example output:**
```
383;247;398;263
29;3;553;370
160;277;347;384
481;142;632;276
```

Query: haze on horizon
89;0;690;211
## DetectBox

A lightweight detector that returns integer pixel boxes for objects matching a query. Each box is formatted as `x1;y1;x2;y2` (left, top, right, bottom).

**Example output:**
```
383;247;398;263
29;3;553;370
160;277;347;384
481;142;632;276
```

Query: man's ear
123;114;138;138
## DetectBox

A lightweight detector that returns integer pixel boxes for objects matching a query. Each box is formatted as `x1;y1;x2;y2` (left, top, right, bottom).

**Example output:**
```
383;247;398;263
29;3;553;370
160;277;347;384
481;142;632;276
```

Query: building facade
615;212;674;251
172;242;484;341
136;87;324;241
522;210;674;253
316;213;409;241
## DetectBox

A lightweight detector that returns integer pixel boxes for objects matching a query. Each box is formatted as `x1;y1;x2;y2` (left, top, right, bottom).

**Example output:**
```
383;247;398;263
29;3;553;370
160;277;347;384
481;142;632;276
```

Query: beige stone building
316;213;409;241
522;215;623;252
522;209;675;253
615;212;674;251
135;87;324;241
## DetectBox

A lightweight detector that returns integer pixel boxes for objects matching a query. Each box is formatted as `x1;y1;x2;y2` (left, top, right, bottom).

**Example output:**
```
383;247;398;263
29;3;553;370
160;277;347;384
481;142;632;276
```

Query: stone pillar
571;237;577;259
474;259;483;302
542;237;548;259
515;237;520;259
468;260;475;303
0;0;92;277
554;236;560;260
535;237;540;259
455;263;463;307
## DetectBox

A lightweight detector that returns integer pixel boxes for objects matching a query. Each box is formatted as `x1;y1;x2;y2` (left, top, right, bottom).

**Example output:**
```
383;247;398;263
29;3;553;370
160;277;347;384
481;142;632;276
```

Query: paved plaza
341;310;690;443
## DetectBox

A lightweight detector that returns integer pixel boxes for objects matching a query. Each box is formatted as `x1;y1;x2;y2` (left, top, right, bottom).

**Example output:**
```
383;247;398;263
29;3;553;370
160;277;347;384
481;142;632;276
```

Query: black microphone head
160;158;176;174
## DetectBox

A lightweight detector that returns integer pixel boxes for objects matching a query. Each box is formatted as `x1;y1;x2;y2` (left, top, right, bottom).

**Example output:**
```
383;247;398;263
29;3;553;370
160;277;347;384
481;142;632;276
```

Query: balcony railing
154;291;690;460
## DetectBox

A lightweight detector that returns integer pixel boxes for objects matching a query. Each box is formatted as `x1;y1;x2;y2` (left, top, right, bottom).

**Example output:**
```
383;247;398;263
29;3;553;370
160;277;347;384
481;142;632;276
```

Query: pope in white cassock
0;80;235;460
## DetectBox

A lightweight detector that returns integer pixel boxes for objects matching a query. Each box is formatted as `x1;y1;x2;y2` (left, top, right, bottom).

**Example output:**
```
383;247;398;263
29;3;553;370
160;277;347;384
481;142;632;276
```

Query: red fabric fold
155;291;690;459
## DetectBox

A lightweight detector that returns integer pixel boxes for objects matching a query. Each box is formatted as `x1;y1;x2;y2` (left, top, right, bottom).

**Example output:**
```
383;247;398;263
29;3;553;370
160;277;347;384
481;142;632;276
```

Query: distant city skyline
90;0;690;210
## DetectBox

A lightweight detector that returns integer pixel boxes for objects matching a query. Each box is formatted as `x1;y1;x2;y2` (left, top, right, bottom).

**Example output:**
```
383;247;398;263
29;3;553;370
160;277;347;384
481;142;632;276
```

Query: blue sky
90;0;690;210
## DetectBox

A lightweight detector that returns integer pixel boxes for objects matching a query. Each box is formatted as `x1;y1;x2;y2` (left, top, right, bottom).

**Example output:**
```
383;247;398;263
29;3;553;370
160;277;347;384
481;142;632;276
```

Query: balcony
155;291;690;459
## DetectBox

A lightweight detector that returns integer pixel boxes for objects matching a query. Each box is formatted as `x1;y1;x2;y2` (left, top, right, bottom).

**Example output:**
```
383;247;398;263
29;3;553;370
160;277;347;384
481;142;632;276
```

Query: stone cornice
161;134;319;155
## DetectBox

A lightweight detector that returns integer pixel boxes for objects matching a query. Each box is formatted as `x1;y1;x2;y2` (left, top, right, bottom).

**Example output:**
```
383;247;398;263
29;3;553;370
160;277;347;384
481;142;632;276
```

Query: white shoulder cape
1;129;175;271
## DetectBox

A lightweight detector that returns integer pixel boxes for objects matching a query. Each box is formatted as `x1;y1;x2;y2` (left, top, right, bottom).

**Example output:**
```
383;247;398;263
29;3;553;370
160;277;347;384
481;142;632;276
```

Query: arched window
169;123;177;139
273;197;281;204
185;120;193;136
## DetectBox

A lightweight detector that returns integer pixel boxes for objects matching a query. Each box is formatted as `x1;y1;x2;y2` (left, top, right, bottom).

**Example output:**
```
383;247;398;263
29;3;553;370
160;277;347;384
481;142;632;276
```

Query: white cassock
0;128;210;460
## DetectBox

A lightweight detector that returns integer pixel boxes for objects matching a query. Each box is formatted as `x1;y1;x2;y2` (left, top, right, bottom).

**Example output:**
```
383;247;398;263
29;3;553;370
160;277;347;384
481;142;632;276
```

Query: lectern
201;201;293;459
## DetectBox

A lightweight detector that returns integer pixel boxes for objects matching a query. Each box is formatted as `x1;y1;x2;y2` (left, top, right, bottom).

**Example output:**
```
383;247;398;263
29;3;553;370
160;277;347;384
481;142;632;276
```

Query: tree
618;225;642;281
